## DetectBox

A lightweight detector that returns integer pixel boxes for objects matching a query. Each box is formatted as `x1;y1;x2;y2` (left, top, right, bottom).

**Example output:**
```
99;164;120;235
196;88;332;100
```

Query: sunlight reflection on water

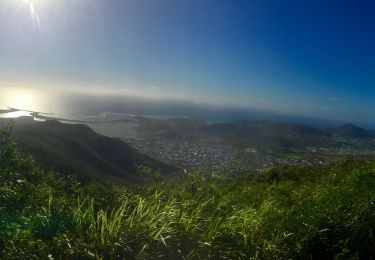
0;111;33;118
0;106;12;111
0;86;68;115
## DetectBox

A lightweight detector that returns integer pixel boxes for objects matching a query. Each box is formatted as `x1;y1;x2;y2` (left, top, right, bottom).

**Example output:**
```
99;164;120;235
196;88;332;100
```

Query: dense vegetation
0;123;375;259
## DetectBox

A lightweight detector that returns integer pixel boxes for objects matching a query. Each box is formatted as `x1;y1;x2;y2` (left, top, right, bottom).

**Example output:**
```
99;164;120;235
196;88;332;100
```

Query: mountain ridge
1;118;178;184
324;123;375;139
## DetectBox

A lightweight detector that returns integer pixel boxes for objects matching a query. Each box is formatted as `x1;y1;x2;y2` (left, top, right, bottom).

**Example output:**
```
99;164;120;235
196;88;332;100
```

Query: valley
121;118;375;174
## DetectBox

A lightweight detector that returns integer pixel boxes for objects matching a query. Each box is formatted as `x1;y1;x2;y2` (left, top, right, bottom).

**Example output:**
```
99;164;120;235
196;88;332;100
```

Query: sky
0;0;375;123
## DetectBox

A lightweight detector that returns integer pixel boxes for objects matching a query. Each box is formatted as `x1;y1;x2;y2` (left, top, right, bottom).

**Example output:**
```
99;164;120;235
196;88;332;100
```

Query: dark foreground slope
1;118;177;184
0;126;374;259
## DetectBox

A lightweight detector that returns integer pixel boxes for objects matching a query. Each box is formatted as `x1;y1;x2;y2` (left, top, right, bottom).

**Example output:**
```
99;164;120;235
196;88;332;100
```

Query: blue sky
0;0;375;122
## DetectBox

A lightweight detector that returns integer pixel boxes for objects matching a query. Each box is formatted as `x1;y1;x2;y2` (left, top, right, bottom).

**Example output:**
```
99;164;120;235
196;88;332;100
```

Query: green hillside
0;123;374;259
0;118;177;185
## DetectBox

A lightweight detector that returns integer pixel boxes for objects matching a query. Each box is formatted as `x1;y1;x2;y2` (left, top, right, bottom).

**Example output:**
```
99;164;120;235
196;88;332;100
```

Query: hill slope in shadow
1;118;177;185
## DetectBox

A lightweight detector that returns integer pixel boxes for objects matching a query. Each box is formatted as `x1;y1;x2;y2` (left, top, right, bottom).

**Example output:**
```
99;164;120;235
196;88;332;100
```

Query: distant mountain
1;118;177;184
325;124;375;139
136;119;334;150
202;121;326;136
137;118;206;140
200;121;331;149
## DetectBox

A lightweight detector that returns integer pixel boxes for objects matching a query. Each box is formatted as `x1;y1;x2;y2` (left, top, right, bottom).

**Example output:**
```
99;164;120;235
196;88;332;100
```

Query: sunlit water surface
0;87;240;123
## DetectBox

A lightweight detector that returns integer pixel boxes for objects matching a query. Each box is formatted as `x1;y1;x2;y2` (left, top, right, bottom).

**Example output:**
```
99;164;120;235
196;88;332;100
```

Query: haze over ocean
0;86;356;128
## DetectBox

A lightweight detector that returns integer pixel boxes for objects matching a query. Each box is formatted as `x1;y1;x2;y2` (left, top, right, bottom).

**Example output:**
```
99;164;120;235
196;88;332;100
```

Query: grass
0;124;375;259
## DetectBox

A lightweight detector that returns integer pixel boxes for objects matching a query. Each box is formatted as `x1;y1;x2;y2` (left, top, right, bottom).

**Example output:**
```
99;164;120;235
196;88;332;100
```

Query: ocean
0;87;347;127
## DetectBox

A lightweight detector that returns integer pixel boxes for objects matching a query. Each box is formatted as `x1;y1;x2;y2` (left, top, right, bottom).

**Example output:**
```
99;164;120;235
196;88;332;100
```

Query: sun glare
20;0;41;28
2;88;39;111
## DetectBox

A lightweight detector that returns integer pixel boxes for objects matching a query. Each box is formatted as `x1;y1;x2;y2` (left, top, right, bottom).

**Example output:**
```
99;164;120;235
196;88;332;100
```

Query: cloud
329;96;341;102
147;86;159;90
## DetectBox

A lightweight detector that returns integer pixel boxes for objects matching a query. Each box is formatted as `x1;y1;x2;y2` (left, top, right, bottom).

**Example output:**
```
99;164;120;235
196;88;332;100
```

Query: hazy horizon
1;85;372;129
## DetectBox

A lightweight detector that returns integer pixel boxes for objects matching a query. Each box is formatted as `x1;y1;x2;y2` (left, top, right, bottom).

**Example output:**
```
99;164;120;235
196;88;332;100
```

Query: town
126;134;375;174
